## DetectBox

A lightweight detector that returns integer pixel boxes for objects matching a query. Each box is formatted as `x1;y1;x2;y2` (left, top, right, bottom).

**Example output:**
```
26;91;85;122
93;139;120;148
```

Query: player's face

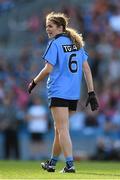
46;20;63;38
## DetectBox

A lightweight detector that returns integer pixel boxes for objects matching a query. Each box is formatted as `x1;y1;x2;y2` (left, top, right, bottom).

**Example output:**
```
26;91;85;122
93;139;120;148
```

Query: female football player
28;12;99;173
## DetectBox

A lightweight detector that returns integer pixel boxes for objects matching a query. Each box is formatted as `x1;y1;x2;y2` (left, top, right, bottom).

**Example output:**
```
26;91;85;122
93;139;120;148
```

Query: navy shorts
48;97;78;111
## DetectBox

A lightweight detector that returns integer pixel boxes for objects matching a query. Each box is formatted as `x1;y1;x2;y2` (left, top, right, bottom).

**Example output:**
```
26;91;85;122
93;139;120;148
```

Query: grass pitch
0;160;120;179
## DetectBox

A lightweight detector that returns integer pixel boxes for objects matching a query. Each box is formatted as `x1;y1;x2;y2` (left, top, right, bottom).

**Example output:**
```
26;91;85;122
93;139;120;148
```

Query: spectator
26;96;48;159
0;94;20;159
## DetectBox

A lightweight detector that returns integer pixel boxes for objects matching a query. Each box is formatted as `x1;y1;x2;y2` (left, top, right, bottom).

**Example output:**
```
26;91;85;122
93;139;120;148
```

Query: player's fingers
28;83;32;93
86;98;89;107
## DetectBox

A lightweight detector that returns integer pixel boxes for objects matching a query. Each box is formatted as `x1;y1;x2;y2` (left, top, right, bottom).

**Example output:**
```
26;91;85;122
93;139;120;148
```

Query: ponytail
46;12;84;49
65;28;84;49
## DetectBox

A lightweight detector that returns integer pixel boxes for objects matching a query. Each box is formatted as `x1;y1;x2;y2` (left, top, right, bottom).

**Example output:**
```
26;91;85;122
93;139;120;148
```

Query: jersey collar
54;33;68;39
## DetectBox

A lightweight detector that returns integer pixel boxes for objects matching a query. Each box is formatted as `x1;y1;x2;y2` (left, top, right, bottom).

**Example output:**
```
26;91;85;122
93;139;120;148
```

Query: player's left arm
83;60;99;111
83;60;94;92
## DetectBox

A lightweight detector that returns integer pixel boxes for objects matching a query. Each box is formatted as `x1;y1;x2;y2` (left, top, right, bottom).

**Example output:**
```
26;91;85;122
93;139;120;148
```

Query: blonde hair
46;12;84;49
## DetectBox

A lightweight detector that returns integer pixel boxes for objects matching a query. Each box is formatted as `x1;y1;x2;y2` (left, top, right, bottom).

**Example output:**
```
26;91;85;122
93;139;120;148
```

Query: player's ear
59;25;64;32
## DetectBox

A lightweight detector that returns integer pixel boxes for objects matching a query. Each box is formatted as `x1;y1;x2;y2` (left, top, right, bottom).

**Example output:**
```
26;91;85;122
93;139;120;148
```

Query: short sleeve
42;41;57;66
81;48;88;63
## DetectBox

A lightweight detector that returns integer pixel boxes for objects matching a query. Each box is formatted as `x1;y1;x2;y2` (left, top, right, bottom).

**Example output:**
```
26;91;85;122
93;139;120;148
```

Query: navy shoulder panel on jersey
42;39;55;59
42;33;69;59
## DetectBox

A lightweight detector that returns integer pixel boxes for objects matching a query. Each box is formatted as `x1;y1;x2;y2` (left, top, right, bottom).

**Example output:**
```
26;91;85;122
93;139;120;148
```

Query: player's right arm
28;62;53;94
28;40;57;94
34;62;53;83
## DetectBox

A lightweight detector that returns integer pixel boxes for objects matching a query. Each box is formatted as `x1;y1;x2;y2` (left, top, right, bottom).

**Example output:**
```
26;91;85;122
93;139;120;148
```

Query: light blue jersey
42;33;88;100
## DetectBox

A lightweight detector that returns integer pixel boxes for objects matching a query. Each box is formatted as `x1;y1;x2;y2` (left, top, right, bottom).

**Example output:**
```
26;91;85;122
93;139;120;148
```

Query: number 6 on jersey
68;54;78;73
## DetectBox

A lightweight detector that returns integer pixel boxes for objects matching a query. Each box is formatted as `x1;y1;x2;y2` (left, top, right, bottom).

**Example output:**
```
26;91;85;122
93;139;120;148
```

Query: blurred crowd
0;0;120;160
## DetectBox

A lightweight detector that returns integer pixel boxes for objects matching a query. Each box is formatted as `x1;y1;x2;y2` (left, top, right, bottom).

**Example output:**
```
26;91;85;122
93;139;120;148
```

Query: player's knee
54;120;68;133
57;125;68;134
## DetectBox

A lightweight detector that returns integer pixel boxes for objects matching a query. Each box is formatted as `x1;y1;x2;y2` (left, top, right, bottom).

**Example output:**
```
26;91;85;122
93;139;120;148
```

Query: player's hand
86;91;99;111
28;80;36;94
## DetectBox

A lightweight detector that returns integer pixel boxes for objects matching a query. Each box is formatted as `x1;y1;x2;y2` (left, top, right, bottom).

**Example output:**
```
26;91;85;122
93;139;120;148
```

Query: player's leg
50;104;76;165
51;107;71;157
51;107;75;173
58;101;77;172
41;123;61;172
41;98;76;172
50;125;61;161
51;110;76;159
